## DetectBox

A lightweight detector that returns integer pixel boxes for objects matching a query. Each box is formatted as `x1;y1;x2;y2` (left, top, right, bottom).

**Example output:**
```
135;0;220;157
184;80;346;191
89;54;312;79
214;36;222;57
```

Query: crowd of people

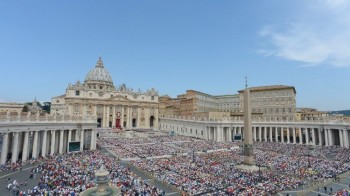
0;158;41;173
3;151;164;195
1;130;350;196
99;135;239;159
130;141;350;195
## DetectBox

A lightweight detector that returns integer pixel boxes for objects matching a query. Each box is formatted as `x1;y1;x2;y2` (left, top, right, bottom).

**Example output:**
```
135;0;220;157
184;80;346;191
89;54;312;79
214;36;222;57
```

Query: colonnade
0;128;96;164
160;118;350;148
207;126;349;148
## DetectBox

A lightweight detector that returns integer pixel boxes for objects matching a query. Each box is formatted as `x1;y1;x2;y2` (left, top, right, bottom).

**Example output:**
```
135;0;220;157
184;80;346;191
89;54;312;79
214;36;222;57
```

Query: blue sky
0;0;349;111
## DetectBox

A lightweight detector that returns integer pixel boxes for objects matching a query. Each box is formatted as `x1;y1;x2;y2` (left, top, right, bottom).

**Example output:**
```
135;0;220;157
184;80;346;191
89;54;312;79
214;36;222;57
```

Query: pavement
0;163;42;196
101;147;181;196
279;172;350;196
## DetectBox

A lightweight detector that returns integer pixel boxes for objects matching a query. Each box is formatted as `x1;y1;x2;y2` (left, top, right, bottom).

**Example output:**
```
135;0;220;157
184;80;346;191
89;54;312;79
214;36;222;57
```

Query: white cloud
259;1;350;67
324;0;347;8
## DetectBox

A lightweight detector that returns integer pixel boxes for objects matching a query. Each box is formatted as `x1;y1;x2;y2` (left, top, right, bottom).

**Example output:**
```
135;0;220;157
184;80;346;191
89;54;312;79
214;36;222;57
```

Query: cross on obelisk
243;77;254;165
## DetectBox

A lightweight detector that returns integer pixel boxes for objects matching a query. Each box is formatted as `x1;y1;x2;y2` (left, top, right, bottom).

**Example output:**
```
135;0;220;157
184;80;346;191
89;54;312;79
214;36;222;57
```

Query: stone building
159;85;296;120
296;108;329;120
51;57;159;129
0;102;24;113
238;85;296;121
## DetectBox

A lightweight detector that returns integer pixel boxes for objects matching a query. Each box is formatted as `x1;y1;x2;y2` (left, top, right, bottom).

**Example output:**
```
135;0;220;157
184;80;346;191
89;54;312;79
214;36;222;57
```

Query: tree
42;102;51;113
22;105;28;112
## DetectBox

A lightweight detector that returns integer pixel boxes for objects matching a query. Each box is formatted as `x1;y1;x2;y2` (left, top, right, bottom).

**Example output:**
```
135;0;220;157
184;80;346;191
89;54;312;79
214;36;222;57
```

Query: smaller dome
85;57;114;85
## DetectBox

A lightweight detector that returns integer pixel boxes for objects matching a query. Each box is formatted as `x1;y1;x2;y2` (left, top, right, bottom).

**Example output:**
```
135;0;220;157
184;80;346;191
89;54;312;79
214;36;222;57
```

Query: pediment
111;94;129;101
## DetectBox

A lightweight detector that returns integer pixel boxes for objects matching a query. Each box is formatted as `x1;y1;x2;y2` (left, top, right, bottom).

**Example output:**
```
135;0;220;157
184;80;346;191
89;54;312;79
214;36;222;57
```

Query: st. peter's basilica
51;57;159;129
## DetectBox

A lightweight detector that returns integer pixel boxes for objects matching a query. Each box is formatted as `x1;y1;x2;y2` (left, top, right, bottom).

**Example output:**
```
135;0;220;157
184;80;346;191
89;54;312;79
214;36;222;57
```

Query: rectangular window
75;91;80;96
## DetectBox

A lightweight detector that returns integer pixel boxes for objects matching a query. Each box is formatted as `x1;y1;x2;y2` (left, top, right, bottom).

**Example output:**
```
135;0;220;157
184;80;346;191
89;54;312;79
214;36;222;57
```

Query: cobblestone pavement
0;163;42;196
279;172;350;196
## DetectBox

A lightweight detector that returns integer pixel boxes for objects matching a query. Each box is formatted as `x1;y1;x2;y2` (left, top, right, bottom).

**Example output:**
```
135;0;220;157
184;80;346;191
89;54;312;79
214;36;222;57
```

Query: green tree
22;105;28;112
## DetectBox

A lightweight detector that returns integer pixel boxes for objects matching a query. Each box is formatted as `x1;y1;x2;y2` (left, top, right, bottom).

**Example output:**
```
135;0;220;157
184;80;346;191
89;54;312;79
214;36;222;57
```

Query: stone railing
0;112;97;123
160;115;350;125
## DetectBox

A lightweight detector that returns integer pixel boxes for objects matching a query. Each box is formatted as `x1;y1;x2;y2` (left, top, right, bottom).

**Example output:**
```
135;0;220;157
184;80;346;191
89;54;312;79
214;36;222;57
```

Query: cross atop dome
96;57;104;68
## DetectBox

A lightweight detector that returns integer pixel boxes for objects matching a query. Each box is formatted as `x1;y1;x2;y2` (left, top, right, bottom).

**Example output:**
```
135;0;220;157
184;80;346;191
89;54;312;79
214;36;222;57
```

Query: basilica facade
51;58;159;129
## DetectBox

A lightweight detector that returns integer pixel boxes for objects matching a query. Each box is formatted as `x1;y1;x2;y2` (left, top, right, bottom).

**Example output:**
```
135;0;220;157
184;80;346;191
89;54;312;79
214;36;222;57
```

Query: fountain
80;165;120;196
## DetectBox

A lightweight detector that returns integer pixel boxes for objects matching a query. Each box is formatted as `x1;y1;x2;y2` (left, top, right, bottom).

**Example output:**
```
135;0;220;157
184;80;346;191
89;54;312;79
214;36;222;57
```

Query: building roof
238;85;296;94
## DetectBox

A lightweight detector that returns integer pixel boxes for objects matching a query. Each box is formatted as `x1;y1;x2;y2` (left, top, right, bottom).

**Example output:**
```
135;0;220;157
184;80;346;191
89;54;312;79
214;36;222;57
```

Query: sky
0;0;349;111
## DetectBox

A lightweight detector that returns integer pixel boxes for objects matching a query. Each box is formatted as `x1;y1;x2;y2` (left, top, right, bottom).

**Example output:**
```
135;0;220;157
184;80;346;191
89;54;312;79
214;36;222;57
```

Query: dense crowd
100;135;239;159
0;158;41;173
130;142;350;195
2;131;350;196
4;151;164;195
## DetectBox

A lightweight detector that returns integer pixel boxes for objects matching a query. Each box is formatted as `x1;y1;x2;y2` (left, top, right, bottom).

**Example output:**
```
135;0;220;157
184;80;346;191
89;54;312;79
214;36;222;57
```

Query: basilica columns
80;129;84;151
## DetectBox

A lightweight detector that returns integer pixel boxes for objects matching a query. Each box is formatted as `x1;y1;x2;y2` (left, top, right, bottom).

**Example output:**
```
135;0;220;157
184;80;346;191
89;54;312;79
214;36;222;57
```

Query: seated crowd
131;142;350;195
2;151;164;195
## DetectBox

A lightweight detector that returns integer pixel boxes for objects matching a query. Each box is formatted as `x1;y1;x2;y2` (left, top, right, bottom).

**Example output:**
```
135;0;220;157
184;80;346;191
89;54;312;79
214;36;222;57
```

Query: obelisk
243;81;254;165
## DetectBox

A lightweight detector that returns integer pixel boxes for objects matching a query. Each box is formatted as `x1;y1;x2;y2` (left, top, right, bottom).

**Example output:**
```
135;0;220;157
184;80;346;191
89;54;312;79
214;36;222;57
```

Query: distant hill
329;110;350;116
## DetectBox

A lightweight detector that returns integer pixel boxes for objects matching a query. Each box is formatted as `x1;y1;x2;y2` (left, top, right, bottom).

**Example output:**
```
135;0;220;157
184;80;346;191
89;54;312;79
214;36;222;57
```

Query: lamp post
192;149;195;163
257;163;261;182
307;144;315;168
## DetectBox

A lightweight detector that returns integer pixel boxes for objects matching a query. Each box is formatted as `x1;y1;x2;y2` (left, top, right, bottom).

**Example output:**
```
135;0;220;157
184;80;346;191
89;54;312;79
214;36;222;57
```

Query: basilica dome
85;57;114;86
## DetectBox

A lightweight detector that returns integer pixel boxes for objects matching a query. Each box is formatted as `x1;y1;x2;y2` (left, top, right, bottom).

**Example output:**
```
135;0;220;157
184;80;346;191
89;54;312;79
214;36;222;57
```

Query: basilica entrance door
116;118;120;128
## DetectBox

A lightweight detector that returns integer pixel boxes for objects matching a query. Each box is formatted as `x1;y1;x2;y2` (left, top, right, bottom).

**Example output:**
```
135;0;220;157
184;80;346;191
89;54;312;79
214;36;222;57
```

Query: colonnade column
41;130;47;157
318;128;323;146
50;130;56;155
264;127;267;142
343;129;349;148
68;130;72;144
11;132;19;163
1;133;9;164
253;127;257;142
258;127;262;142
311;128;316;145
275;127;278;142
80;129;84;151
228;127;232;142
287;128;290;143
32;131;39;159
339;130;344;147
299;128;303;144
59;130;64;154
281;127;284;143
293;128;296;144
269;127;273;142
305;128;309;144
22;132;29;161
327;129;332;146
325;129;329;146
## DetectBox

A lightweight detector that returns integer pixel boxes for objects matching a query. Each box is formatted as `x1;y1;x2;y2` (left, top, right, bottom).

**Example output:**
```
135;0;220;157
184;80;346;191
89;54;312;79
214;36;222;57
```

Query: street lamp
256;163;262;182
192;149;195;163
307;144;315;168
